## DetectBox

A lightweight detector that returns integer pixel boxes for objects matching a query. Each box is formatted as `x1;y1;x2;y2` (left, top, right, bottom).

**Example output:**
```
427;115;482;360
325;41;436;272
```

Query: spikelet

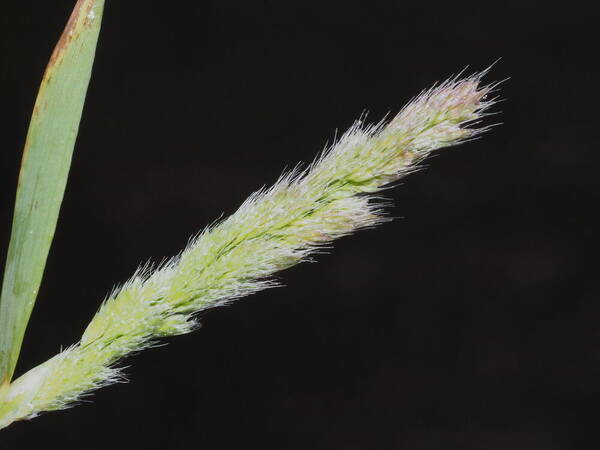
0;70;499;428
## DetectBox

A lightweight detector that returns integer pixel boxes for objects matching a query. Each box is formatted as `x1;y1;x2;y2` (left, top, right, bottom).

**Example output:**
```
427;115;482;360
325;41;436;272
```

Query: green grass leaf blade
0;0;105;387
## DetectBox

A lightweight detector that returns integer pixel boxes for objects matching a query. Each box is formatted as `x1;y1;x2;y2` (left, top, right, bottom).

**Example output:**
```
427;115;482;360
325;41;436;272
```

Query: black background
0;1;597;449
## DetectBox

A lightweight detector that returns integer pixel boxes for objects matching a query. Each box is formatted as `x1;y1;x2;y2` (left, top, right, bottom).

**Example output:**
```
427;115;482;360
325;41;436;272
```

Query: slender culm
0;70;499;428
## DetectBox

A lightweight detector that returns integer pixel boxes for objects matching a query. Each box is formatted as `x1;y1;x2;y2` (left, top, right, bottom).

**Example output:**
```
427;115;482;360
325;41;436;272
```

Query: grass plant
0;0;498;429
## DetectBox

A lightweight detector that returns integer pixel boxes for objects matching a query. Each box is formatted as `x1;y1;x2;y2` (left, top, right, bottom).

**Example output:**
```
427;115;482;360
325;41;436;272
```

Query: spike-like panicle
0;71;498;428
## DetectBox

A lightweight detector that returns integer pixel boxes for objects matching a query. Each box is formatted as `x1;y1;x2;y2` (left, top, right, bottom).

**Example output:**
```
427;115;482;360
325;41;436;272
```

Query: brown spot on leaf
46;0;96;70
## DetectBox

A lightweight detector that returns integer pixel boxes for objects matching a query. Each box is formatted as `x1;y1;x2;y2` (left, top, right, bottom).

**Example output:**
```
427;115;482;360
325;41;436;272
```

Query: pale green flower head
0;69;499;429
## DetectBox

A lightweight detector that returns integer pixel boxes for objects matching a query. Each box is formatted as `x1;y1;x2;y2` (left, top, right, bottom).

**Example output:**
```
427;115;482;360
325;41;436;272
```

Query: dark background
0;1;597;449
